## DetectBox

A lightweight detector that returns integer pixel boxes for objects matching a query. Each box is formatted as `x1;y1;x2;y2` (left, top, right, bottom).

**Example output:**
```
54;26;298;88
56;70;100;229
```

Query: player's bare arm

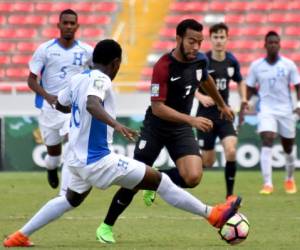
294;84;300;116
151;100;213;132
27;72;57;107
194;89;215;107
87;95;138;141
201;75;234;121
56;101;71;114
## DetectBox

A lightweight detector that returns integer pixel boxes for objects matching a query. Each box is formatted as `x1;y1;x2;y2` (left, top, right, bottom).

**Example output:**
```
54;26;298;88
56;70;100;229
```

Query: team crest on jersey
227;67;234;77
151;84;160;97
138;140;147;150
93;79;104;91
196;69;202;81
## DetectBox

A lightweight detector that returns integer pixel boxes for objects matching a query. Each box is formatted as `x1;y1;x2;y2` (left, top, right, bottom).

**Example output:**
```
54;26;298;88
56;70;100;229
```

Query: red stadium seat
0;83;13;92
81;28;103;38
165;15;203;25
227;40;262;50
48;14;59;24
0;42;15;52
226;2;249;11
71;2;93;12
0;3;13;12
51;3;72;12
0;55;10;64
16;84;31;92
12;55;31;65
225;14;244;24
285;27;299;36
288;54;300;63
6;68;29;79
159;28;175;39
169;2;208;12
8;15;47;25
13;2;34;12
137;81;150;92
270;2;290;10
141;67;153;77
153;41;175;51
245;14;268;23
281;40;299;50
42;28;59;38
78;15;111;25
208;2;226;12
15;28;37;38
289;1;300;10
94;2;118;12
35;2;54;12
248;2;269;11
0;29;15;39
17;42;39;52
0;16;6;25
284;13;300;23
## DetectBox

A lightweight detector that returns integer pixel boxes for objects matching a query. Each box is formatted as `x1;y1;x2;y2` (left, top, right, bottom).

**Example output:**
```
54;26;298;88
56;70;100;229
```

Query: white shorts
68;153;146;193
257;113;296;138
38;109;70;146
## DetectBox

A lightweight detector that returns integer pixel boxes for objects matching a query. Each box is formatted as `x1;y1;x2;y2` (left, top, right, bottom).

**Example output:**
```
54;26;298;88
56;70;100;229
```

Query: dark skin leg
46;144;62;188
280;137;294;154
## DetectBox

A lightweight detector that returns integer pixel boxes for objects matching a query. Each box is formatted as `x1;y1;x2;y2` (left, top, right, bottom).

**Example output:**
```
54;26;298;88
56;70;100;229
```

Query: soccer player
27;9;93;192
96;19;235;244
195;23;248;199
3;39;242;248
246;31;300;194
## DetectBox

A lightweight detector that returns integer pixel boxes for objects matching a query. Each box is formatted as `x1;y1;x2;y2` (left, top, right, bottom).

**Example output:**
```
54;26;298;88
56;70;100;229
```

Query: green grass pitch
1;170;299;250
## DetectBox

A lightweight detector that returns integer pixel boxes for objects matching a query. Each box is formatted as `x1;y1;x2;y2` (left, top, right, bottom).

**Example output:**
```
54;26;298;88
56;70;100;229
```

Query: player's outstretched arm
28;72;57;107
201;75;234;121
151;101;213;132
86;95;138;141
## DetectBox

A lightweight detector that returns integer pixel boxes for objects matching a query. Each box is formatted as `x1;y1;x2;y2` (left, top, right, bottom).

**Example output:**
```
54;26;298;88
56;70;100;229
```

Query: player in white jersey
246;31;300;195
3;39;242;248
27;9;93;191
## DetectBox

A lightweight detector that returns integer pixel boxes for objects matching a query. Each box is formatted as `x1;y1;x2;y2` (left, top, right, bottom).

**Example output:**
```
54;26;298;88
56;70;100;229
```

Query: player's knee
225;147;236;161
45;155;61;170
184;173;202;188
66;189;90;207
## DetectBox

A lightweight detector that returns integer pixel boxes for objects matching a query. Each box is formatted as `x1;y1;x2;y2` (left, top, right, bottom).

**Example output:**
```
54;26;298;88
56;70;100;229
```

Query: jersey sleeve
289;60;300;85
151;57;169;101
231;55;243;83
29;44;46;76
58;85;72;106
86;74;111;101
246;62;257;87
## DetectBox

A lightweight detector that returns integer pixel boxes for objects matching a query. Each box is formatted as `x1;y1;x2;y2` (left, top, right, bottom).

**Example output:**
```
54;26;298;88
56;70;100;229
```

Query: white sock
284;152;295;180
157;173;212;218
59;163;70;196
260;147;273;186
20;196;73;236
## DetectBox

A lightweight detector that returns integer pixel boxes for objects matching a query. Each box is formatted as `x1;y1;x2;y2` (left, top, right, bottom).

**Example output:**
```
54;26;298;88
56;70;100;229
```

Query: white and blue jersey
58;69;116;167
29;38;93;109
246;56;300;115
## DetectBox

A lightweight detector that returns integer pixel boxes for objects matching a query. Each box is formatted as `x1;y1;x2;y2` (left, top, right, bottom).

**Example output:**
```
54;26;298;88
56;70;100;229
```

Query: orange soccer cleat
259;185;273;195
284;179;297;194
3;231;34;248
208;196;242;228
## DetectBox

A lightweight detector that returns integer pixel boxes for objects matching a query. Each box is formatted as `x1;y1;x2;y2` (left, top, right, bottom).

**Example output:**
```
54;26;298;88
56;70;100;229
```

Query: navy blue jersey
146;51;208;128
197;51;242;118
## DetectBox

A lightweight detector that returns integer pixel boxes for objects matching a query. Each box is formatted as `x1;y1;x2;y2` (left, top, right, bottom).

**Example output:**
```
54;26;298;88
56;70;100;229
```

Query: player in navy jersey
27;9;93;192
195;23;248;199
3;39;241;248
96;19;235;244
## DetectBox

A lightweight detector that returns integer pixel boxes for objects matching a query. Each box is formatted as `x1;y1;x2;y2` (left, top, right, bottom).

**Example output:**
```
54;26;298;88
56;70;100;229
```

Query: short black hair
209;22;229;36
93;39;122;65
176;19;203;37
265;31;280;42
59;9;78;21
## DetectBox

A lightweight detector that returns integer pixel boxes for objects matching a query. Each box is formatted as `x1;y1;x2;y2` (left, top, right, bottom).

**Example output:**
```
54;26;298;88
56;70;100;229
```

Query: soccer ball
219;213;250;245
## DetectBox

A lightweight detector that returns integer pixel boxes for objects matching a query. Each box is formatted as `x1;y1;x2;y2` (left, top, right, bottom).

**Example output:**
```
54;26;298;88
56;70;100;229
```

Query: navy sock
225;161;236;197
104;188;136;226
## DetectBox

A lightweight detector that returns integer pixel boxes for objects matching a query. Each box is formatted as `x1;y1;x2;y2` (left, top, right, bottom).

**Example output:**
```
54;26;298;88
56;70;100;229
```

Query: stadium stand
141;0;300;88
0;1;120;89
